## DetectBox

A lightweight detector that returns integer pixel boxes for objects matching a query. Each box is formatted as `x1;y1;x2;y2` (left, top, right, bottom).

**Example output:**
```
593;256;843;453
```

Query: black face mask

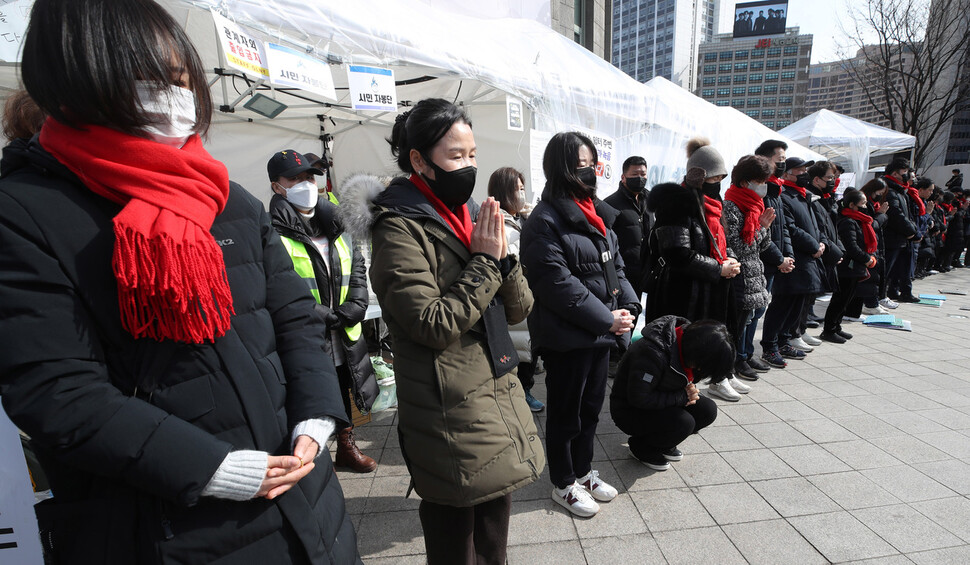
424;158;477;208
774;161;786;177
576;166;598;190
702;181;721;199
625;176;647;193
902;173;911;183
796;173;810;187
825;180;836;192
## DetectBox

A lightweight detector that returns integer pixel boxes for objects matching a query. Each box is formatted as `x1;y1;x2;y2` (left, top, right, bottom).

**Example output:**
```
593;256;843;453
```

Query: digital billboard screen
733;0;788;38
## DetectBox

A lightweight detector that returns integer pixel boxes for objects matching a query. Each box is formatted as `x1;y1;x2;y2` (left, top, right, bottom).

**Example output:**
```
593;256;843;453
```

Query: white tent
778;109;915;185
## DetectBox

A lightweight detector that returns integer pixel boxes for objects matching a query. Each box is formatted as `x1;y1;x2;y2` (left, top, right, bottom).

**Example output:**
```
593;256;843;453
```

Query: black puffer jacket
883;176;918;249
761;178;793;269
270;194;378;412
603;184;650;296
644;183;732;323
837;212;875;279
0;140;359;564
520;190;640;352
809;192;845;291
611;316;708;431
773;181;826;295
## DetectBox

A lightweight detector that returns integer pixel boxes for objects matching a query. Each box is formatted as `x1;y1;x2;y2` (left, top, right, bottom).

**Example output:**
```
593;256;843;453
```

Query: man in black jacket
268;150;379;473
604;155;651;299
881;158;920;303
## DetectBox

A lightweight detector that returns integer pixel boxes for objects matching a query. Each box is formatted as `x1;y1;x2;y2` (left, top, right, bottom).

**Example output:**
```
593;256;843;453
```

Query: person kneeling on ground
610;316;729;471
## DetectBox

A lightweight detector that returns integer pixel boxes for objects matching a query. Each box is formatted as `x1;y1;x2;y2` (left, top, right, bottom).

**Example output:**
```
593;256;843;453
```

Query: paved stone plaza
334;269;970;564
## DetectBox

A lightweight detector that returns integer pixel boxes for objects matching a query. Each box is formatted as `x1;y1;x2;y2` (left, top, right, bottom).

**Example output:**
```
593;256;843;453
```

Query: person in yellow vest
268;149;379;473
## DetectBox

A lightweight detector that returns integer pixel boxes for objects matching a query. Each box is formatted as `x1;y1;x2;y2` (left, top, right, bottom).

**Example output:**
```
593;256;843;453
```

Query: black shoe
746;356;771;372
805;320;820;329
897;295;920;303
807;313;824;323
734;360;760;381
761;350;788;368
631;448;670;471
819;331;847;344
836;330;853;340
663;447;683;462
779;344;807;359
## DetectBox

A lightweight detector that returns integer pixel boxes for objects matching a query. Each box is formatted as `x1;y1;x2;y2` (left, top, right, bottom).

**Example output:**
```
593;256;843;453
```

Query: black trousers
419;494;512;565
886;246;914;298
541;346;610;489
336;363;353;425
824;276;859;333
761;293;807;353
616;396;718;458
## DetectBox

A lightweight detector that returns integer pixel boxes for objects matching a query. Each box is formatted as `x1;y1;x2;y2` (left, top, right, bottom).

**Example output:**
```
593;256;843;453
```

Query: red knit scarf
674;325;694;383
574;197;606;236
841;208;878;254
780;177;807;198
39;118;233;344
704;196;727;263
906;186;927;215
409;173;473;248
724;184;765;245
942;203;954;213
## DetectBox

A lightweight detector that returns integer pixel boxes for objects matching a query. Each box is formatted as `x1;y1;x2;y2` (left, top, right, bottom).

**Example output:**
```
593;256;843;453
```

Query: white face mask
750;182;768;197
135;81;197;148
284;180;319;210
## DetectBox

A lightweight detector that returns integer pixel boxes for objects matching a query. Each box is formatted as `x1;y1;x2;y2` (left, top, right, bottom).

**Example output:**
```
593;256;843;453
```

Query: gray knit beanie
685;137;727;178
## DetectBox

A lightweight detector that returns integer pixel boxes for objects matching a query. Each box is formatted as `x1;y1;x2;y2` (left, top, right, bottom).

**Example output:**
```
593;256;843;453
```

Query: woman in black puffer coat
822;189;877;343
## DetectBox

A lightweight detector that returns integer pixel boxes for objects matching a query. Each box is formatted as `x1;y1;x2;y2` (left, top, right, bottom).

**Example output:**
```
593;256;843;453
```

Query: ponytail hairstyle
840;188;865;210
387;98;471;173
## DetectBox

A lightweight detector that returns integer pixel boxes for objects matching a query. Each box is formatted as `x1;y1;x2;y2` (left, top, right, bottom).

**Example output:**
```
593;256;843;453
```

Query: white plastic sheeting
778;109;915;181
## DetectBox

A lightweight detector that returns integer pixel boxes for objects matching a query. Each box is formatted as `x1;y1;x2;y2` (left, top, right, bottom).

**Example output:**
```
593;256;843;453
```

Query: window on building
746;110;760;118
747;98;761;107
765;72;780;81
811;78;821;87
779;96;793;104
782;58;798;68
733;86;746;95
749;73;763;82
720;51;733;60
717;87;730;96
781;71;796;80
779;108;792;117
703;77;716;86
779;84;794;94
748;85;762;95
750;61;764;71
764;97;777;105
734;62;748;71
751;48;766;57
766;59;780;69
735;50;748;58
715;100;730;107
777;120;790;128
719;63;732;72
764;85;778;94
766;47;782;56
719;76;732;84
734;75;747;83
763;120;775;128
704;52;717;61
762;109;776;118
732;99;745;108
784;46;799;55
704;64;716;73
702;88;715;97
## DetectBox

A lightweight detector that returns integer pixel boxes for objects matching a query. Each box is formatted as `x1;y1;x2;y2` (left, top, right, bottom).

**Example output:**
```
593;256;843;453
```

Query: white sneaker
788;336;814;351
929;269;940;275
578;470;618;502
879;297;899;309
801;334;823;346
727;376;750;394
552;482;600;517
842;315;866;323
707;380;742;402
861;305;887;315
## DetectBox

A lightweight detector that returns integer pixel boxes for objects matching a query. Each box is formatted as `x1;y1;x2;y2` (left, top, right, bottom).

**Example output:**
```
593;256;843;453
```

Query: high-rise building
551;0;614;61
805;52;894;128
694;29;813;130
611;0;719;89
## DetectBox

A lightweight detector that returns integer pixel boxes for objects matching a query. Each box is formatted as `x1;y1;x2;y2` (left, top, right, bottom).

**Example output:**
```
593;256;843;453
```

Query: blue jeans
738;304;767;361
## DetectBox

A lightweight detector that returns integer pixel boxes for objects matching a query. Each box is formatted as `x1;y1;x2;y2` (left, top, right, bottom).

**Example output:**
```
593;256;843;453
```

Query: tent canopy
778;109;915;180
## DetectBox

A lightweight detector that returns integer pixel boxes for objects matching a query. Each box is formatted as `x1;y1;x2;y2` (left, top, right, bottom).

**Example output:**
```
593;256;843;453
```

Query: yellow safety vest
280;234;362;341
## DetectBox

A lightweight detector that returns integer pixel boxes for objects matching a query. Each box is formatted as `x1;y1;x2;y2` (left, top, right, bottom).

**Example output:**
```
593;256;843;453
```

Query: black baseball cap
785;156;815;171
267;150;323;181
302;152;329;170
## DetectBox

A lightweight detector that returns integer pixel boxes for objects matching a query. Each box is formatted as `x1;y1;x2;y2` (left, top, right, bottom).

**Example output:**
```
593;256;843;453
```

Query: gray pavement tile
822;439;903;470
807;470;901;510
720;448;800;481
573;492;648;538
364;475;421;513
869;434;951;465
348;423;391;451
373;447;410;477
507;498;580;546
917;408;970;430
771;444;853;476
744;383;796;403
697;425;763;452
788;510;897;562
597;432;633;461
913;459;970;495
834;414;904;439
339;476;373;515
364;556;427;565
879;392;946;412
914;430;970;460
749;476;841;517
715;402;780;425
508;540;587;565
802;353;846;368
721;518;828;565
789;417;860;444
886;376;947;392
630;488;715;532
694;482;780;524
742;421;814;448
654;526;747;565
911;496;970;543
852;504;964;553
761;400;826;421
909;545;970;565
356;509;426;559
857;379;917;396
876;412;951;435
679;431;716;454
776;382;835;400
673;452;744;487
613;457;689;492
861;465;957;503
842;555;917;564
844;394;909;416
757;370;809;386
581;533;666;565
812;379;872;397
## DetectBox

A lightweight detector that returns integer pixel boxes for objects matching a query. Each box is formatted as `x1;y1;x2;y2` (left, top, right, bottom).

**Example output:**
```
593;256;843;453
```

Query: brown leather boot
334;427;377;473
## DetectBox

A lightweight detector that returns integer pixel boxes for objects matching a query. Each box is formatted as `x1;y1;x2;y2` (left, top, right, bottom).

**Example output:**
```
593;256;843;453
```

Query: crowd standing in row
3;2;970;565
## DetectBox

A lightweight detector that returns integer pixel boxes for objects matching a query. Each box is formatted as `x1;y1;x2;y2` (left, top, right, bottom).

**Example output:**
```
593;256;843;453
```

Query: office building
551;0;614;61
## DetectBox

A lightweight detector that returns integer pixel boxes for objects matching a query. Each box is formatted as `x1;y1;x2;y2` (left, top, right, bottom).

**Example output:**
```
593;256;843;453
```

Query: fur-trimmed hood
333;173;391;244
647;182;702;224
